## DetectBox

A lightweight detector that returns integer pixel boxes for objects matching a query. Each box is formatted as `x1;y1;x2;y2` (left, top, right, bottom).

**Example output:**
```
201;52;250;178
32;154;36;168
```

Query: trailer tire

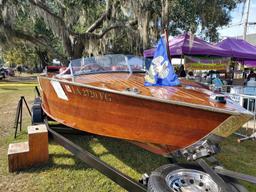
147;164;248;192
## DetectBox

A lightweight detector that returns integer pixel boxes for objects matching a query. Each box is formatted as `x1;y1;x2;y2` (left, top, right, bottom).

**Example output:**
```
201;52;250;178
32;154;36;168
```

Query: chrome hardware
210;94;226;103
179;140;220;161
165;169;220;192
124;87;140;94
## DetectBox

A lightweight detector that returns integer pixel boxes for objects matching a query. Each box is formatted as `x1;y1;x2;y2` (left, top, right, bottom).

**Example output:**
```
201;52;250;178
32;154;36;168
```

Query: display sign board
50;80;68;100
184;56;230;70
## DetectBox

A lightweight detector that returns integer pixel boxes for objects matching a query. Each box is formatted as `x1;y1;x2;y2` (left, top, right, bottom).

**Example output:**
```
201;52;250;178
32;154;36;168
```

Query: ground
0;74;255;192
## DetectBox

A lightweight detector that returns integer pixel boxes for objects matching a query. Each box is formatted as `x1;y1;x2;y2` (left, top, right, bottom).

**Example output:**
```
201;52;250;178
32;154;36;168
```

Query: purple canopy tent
216;38;256;62
143;34;230;58
244;60;256;68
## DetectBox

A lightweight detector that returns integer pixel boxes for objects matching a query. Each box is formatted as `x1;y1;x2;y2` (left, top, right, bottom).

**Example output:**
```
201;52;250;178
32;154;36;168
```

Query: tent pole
164;29;172;62
182;55;185;68
180;55;183;65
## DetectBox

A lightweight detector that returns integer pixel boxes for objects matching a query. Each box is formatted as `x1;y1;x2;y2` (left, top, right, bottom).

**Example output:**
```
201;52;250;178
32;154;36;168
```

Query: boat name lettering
72;87;112;102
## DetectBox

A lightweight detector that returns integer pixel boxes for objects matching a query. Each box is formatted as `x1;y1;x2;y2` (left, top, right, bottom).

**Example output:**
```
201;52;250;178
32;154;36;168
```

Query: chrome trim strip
212;114;253;137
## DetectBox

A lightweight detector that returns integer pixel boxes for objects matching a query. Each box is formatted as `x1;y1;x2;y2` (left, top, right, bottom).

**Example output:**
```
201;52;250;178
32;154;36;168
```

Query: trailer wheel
147;164;248;192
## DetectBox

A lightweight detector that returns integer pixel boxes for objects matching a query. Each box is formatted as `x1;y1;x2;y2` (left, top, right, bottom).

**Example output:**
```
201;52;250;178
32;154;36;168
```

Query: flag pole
164;29;172;62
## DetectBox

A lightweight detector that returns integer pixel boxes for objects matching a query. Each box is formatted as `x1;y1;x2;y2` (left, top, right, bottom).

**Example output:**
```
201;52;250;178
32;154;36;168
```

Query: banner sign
184;56;230;70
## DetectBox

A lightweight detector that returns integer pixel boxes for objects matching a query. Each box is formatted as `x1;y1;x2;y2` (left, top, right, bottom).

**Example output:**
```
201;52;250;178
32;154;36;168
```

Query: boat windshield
70;54;150;76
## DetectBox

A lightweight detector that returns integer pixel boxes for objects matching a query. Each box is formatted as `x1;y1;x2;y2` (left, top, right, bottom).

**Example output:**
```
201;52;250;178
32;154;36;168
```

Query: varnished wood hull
38;73;252;156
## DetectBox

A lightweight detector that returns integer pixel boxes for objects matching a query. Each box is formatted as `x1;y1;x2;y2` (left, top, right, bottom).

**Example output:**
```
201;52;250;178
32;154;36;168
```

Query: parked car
0;67;6;80
6;68;15;76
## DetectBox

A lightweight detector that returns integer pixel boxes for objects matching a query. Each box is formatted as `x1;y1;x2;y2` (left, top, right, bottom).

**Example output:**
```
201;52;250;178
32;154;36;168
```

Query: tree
0;1;66;67
0;0;241;67
126;0;242;43
2;44;38;68
0;0;135;60
0;54;4;65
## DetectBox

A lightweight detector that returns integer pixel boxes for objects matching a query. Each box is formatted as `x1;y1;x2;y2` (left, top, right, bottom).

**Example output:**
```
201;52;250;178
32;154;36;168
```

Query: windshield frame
69;54;150;76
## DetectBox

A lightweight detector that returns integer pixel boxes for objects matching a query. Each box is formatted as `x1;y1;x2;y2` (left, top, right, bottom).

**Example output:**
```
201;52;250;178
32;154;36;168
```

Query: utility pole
243;0;251;40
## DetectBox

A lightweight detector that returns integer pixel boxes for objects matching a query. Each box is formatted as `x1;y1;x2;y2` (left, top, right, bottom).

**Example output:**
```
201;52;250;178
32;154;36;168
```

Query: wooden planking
8;124;48;172
40;72;250;155
8;142;30;172
39;75;230;155
73;73;241;112
28;124;49;164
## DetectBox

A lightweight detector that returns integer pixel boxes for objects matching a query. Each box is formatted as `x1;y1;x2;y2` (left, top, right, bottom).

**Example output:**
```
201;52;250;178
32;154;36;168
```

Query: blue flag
144;36;180;86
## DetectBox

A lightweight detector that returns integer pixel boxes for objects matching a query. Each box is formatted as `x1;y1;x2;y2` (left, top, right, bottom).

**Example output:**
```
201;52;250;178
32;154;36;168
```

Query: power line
219;0;256;32
219;22;256;30
219;23;242;30
243;0;251;40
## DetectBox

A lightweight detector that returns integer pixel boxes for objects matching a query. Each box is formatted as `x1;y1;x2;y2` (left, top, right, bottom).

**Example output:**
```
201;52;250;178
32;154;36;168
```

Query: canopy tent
216;38;256;61
244;60;256;68
143;34;230;58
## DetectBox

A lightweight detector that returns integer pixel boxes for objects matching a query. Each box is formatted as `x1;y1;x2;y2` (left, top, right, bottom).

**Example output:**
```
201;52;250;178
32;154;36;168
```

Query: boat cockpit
56;54;151;78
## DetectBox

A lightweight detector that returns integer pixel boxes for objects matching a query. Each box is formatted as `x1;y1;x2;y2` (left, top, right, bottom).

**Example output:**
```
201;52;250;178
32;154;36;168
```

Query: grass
0;75;256;191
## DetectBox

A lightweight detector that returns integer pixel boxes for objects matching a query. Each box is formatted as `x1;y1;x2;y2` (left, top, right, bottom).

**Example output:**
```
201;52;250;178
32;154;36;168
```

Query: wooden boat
38;54;252;156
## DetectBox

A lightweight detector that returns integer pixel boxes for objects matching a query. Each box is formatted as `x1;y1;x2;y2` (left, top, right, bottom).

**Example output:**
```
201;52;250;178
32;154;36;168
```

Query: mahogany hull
38;74;252;156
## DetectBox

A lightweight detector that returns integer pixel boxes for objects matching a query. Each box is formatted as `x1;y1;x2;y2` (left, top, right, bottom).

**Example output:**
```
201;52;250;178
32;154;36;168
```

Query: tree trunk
72;37;85;59
141;11;150;49
161;0;169;31
36;50;49;70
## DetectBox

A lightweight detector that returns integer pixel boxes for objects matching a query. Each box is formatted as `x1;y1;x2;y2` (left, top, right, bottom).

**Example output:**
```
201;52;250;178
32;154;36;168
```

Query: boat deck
53;72;248;114
38;72;252;152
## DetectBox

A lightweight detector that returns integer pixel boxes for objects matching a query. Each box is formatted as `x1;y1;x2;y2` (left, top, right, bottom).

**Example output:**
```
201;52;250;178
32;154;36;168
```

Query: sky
218;0;256;38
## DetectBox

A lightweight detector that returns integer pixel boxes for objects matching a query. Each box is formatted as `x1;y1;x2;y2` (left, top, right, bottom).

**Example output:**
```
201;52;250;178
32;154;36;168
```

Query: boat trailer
12;94;256;192
46;120;147;192
41;119;256;192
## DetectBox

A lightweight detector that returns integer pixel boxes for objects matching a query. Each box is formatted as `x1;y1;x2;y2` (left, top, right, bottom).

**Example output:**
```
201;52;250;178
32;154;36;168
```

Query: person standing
247;70;256;81
178;64;186;77
17;65;22;75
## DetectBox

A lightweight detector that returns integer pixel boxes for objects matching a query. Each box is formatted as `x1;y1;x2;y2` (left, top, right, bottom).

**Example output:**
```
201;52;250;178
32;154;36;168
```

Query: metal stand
34;86;40;97
235;132;256;143
14;96;31;138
